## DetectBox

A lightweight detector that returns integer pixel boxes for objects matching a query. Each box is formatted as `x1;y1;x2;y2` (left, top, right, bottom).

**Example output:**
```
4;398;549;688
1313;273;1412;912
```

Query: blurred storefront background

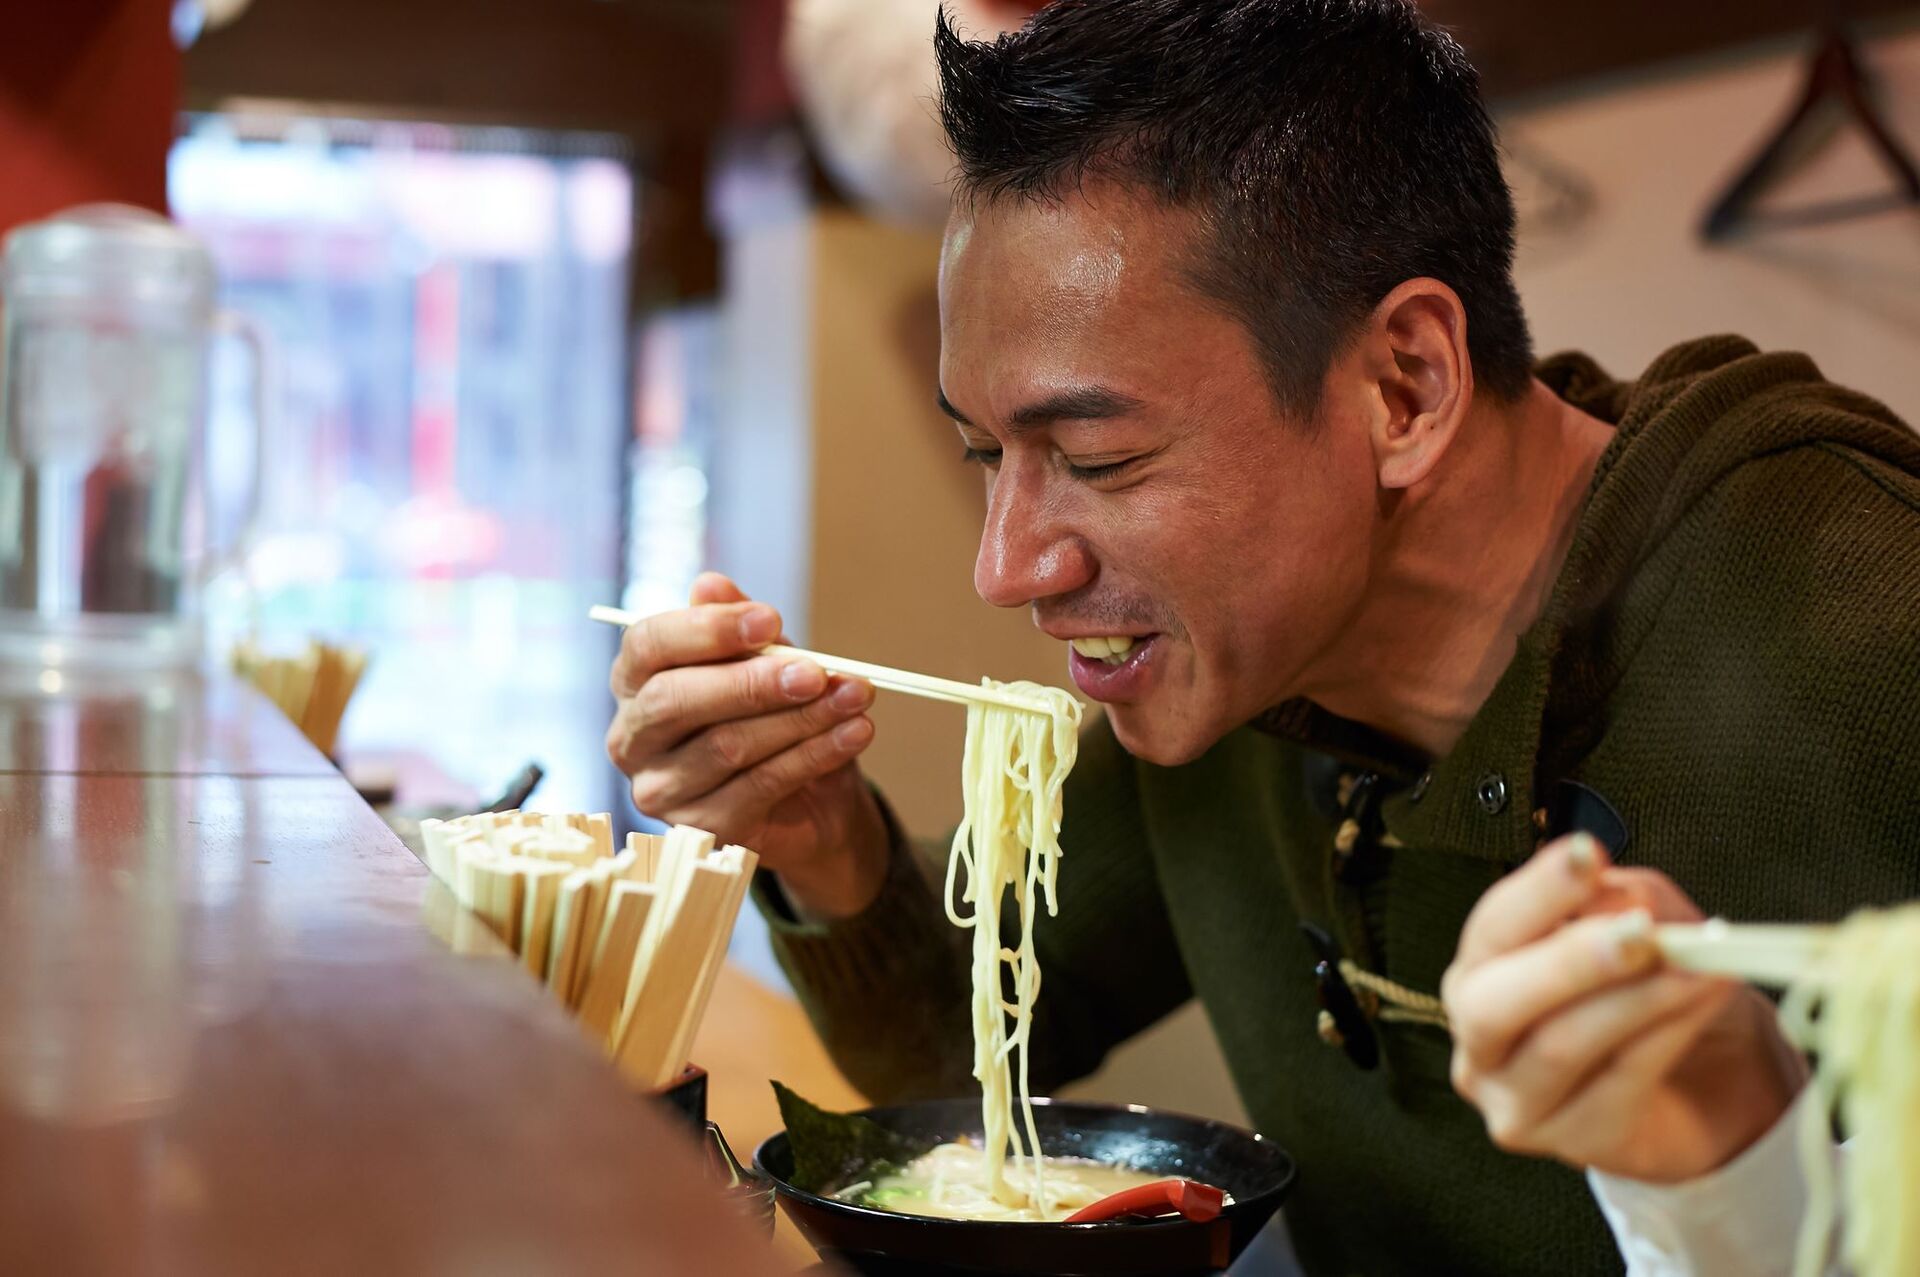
171;114;713;815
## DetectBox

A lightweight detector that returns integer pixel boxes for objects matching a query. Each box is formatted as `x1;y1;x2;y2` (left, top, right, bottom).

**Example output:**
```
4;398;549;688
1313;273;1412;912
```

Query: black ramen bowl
753;1097;1295;1277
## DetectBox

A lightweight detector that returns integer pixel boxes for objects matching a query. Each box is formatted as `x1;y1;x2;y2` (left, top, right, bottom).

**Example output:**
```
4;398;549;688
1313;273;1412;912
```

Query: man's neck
1303;378;1615;758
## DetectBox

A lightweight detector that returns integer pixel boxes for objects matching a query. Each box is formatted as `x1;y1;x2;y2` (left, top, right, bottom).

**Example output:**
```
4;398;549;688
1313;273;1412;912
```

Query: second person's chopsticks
1655;918;1837;989
589;604;1061;716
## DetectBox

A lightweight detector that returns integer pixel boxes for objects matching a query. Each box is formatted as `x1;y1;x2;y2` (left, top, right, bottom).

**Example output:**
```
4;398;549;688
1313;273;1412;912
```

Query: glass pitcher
0;204;268;672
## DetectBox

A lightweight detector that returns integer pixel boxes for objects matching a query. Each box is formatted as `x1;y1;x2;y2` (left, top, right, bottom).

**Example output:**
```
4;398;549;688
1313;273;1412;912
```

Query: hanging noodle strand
943;680;1081;1211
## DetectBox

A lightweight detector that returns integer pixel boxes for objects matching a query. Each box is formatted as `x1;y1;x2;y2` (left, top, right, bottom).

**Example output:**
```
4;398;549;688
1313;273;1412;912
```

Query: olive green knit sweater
757;336;1920;1276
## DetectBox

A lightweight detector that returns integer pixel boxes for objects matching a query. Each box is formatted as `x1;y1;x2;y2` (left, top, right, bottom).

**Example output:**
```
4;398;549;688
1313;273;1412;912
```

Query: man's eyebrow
934;385;1145;431
936;386;972;426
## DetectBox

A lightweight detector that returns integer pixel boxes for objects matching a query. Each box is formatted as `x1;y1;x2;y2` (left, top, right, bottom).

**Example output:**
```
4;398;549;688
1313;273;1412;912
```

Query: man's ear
1359;278;1474;490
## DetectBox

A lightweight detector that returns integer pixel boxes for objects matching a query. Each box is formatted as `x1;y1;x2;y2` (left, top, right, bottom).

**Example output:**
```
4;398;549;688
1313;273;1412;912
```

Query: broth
835;1141;1205;1223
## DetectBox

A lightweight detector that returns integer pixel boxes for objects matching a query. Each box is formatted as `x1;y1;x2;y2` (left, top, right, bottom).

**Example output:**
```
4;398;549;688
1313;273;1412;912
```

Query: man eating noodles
604;2;1920;1272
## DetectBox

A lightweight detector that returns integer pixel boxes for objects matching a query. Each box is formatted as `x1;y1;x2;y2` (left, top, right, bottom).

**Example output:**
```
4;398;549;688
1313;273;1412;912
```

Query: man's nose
974;467;1095;609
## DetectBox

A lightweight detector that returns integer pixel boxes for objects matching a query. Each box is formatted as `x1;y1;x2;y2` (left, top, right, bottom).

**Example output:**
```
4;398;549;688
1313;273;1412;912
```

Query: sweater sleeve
753;792;978;1102
756;714;1193;1103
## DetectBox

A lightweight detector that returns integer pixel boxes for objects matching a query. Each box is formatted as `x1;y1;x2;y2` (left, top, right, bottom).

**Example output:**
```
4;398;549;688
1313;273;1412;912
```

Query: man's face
938;183;1380;765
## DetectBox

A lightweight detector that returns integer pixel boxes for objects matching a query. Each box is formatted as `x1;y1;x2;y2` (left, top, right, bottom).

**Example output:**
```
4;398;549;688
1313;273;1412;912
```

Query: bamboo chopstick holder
421;808;761;1093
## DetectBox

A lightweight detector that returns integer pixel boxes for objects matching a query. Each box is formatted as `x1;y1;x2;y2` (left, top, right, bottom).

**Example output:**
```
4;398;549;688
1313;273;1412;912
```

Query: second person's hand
1442;835;1805;1183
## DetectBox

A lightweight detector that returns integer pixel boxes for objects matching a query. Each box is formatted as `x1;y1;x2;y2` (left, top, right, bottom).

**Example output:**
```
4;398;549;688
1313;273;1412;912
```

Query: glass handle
204;309;275;599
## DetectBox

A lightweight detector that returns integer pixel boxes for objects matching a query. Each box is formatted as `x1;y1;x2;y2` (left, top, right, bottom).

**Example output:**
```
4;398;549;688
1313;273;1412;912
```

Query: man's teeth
1069;636;1139;666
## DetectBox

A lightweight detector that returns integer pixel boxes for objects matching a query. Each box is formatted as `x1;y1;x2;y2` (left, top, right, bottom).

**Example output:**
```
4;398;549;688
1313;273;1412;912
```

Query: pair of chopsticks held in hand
589;604;1055;716
591;604;1836;989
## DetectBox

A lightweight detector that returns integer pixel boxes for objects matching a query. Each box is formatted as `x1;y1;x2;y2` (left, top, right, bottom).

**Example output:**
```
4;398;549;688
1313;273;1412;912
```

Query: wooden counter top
0;669;804;1276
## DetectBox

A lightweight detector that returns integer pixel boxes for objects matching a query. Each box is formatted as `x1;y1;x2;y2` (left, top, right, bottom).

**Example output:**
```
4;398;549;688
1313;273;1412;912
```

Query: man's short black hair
935;0;1534;416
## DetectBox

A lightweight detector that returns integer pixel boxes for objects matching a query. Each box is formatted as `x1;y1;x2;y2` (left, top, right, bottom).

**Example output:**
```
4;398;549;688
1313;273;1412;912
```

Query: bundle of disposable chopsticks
420;810;759;1091
230;639;369;758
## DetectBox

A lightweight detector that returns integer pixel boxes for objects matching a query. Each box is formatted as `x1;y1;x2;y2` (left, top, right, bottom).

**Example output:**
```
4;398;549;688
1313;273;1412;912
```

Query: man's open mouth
1066;635;1142;666
1064;634;1161;702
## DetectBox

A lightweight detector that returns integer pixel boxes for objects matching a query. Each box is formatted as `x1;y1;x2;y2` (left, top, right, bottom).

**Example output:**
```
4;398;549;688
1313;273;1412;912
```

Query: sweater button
1475;773;1509;815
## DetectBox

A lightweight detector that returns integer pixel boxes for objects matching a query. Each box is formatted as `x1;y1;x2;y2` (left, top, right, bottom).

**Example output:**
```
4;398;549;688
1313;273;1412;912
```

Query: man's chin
1104;704;1218;768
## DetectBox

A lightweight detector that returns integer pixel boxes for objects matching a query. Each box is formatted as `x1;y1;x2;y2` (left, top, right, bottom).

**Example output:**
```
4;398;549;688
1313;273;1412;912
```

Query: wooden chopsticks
421;810;758;1091
589;605;1059;716
1655;919;1837;989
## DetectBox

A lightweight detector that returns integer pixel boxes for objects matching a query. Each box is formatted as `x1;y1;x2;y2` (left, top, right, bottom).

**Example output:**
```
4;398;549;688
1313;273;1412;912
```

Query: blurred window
170;113;649;813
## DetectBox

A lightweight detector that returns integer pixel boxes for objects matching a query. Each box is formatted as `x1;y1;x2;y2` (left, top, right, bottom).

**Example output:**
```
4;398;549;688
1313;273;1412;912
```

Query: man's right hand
605;572;891;919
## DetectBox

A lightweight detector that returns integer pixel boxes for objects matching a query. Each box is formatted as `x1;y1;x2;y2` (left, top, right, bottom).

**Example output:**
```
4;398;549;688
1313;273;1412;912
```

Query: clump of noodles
1781;902;1920;1277
943;681;1081;1211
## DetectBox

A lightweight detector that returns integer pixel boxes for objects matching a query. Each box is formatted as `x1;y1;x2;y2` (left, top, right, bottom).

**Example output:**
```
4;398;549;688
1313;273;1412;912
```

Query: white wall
1505;25;1920;424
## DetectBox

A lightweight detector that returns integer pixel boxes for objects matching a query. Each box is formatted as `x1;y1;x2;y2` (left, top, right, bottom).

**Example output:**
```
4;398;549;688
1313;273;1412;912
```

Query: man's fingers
610;601;784;698
688;575;798;643
607;653;837;768
1449;834;1609;975
654;719;876;832
1447;908;1661;1068
690;571;747;606
708;717;876;816
1458;972;1719;1139
632;678;876;808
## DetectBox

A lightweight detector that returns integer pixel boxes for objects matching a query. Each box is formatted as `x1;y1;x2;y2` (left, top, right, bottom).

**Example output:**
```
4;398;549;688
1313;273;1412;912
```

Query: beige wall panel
805;211;1068;833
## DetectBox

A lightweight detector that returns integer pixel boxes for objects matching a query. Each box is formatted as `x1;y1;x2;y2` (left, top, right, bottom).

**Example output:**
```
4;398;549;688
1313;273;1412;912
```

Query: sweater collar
1247;334;1909;862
